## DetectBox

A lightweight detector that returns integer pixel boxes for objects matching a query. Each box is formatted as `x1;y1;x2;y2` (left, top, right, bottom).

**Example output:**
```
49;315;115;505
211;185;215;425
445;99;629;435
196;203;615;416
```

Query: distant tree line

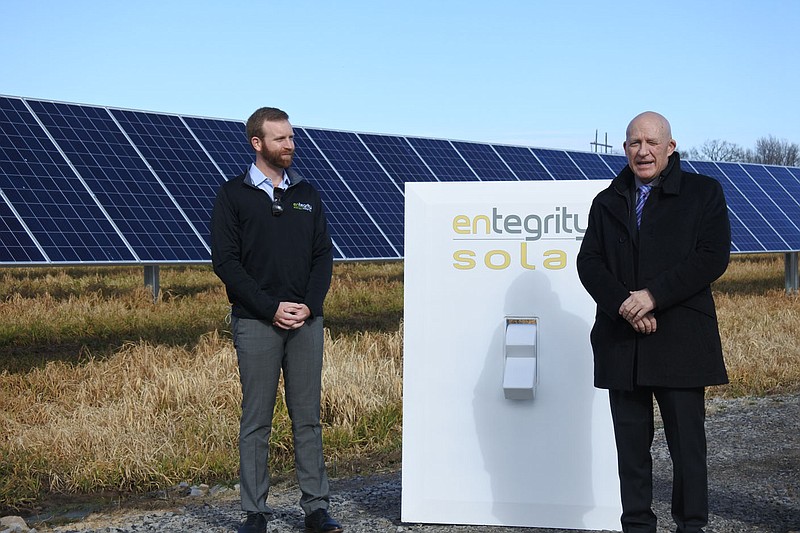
682;135;800;166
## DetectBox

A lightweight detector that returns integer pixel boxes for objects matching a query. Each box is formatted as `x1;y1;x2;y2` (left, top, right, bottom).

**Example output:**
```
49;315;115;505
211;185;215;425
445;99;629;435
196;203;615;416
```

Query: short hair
246;107;290;141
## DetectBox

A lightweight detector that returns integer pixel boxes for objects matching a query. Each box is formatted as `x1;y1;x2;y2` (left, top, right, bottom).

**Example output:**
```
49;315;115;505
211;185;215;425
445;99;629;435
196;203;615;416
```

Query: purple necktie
636;185;652;228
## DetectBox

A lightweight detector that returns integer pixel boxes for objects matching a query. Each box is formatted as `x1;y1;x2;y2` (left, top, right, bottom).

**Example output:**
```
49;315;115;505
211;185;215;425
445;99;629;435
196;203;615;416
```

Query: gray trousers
232;316;330;515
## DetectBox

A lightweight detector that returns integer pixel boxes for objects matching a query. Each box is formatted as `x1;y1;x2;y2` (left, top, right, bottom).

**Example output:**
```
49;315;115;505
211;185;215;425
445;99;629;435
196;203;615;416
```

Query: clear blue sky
2;0;799;154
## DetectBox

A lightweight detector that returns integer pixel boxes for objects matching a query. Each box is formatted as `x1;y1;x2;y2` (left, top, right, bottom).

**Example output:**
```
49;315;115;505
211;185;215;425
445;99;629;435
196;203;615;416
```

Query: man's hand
273;302;310;330
619;289;656;322
628;312;657;335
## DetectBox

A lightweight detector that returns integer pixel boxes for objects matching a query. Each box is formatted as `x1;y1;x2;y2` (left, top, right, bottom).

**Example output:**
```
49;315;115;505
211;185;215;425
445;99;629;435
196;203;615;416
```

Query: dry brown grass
0;255;797;512
0;328;402;511
713;257;800;397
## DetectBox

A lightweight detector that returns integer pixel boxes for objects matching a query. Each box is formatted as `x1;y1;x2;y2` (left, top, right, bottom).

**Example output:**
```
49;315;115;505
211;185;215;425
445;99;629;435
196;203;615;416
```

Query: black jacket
210;167;333;320
577;153;730;390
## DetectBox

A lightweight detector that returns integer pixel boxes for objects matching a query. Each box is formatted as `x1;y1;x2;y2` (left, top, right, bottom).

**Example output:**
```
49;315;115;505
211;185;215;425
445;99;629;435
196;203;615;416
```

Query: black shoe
304;508;343;533
238;512;269;533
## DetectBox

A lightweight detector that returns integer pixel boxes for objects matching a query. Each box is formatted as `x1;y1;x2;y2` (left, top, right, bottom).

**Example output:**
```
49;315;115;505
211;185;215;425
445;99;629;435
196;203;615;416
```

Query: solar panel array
2;94;800;266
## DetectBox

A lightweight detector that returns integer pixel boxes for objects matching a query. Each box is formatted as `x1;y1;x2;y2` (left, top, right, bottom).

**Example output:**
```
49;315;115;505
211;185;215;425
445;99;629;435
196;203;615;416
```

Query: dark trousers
609;387;708;533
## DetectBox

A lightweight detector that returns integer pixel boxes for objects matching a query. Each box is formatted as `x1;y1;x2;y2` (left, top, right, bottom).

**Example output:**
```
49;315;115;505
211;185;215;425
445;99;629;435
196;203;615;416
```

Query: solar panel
303;128;405;253
491;145;553;180
762;166;800;211
406;137;478;181
599;154;628;175
0;96;135;263
111;109;226;245
689;160;783;252
2;94;800;266
181;116;250;179
450;141;518;181
717;162;800;250
358;133;437;183
681;160;755;253
786;166;800;187
568;151;616;179
292;128;398;260
28;99;209;262
531;148;586;180
0;193;46;262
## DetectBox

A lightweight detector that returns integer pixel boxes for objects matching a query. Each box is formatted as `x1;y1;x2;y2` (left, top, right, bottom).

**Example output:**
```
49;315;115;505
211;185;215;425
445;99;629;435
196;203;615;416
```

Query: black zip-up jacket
210;167;333;321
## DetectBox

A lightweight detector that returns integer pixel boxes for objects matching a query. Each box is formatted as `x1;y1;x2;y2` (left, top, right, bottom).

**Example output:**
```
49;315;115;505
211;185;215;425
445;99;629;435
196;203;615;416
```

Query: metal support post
144;265;161;303
786;252;799;295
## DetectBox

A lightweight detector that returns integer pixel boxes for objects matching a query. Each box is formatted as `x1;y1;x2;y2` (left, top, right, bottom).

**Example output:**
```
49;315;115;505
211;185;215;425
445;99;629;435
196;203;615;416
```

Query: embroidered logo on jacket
293;202;313;212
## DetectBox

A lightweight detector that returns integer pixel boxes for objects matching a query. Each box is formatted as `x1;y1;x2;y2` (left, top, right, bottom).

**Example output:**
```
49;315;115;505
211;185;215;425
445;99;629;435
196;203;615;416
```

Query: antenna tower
590;130;613;153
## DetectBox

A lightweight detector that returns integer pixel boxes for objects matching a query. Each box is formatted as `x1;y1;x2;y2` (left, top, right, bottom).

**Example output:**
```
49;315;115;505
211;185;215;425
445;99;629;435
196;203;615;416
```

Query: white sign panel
402;180;621;530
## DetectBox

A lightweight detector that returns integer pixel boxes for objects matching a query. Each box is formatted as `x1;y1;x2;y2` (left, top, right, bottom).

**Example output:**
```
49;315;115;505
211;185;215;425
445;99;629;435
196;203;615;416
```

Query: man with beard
211;107;342;533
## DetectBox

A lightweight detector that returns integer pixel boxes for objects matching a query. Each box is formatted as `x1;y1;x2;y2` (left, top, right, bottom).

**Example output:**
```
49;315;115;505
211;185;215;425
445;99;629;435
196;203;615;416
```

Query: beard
260;144;294;169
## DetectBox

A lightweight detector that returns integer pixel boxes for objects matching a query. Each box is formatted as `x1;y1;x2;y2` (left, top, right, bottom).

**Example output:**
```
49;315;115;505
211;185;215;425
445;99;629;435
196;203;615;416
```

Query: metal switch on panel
503;317;538;400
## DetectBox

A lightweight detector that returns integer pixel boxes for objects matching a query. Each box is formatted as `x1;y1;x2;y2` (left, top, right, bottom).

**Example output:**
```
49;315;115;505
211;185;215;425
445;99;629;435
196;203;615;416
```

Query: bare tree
682;139;746;162
744;135;800;166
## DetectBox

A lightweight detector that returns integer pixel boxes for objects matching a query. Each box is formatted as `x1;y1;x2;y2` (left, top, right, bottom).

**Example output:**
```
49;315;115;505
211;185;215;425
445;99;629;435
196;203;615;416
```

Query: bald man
577;112;731;533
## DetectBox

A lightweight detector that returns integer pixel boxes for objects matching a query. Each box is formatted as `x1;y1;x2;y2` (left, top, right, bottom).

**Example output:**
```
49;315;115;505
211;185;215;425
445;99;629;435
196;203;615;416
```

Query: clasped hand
619;289;657;335
273;302;310;330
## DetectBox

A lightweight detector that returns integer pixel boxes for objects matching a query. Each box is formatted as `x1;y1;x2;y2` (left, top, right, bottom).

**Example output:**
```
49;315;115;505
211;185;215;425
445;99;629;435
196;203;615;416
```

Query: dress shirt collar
249;163;291;200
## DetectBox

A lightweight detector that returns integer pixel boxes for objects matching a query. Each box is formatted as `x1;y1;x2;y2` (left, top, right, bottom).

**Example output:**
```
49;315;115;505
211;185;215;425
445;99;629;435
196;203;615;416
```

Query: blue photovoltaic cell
292;128;396;260
682;160;751;253
531;148;586;180
28;100;209;262
181;116;251;179
112;109;225;245
599;154;628;175
406;137;478;181
786;166;800;187
762;166;800;211
0;196;46;262
717;162;800;250
358;133;437;183
492;145;552;180
568;151;616;179
0;96;134;263
304;128;405;253
689;160;780;252
450;141;518;181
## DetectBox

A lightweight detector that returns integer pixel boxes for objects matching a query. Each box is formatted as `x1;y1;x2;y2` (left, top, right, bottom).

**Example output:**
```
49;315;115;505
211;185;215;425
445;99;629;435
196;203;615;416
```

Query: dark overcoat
577;153;731;390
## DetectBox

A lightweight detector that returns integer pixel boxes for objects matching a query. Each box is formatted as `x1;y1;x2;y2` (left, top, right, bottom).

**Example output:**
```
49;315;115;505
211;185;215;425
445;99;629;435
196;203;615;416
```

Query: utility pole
590;130;613;153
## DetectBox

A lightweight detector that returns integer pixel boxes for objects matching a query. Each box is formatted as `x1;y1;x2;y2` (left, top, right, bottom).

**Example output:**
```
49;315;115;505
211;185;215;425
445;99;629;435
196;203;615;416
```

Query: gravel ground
25;394;800;533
